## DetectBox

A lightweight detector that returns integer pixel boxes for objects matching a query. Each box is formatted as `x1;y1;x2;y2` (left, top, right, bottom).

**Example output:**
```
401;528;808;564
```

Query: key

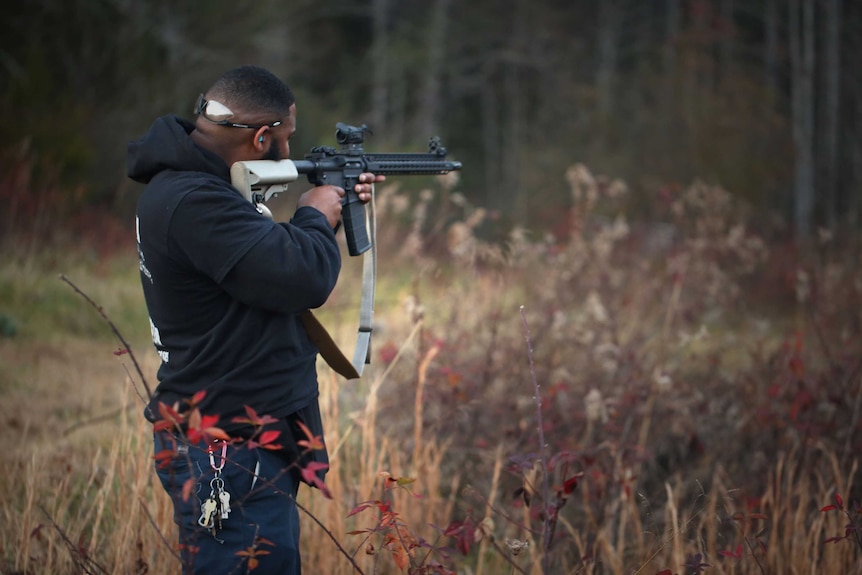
198;497;217;529
211;475;231;520
218;489;232;519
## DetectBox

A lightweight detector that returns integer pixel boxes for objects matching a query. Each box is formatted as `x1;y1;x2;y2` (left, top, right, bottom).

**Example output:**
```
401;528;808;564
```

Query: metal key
198;497;218;529
218;489;231;519
211;475;231;520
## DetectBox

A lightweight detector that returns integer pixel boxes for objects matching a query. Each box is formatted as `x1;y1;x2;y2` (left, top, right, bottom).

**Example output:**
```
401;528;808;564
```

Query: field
1;169;861;574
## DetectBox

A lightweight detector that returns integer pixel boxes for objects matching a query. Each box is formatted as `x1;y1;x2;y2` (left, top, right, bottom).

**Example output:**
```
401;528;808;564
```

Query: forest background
2;0;861;241
1;0;862;574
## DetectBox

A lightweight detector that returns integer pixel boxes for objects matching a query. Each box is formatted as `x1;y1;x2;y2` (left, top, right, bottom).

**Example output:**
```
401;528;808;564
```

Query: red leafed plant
152;391;230;447
714;510;769;575
346;473;456;573
820;492;862;551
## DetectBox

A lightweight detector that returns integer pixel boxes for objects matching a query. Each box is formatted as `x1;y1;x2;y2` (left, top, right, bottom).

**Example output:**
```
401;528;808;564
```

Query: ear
253;127;268;152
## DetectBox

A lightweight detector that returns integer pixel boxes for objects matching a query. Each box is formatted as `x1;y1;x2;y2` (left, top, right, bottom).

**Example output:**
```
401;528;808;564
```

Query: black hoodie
128;115;341;438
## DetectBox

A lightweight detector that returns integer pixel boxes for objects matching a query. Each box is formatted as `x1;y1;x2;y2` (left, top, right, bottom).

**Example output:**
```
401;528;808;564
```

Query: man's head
192;65;297;166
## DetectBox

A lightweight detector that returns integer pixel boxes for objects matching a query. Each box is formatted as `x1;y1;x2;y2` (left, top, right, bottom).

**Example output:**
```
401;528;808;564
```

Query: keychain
197;440;231;533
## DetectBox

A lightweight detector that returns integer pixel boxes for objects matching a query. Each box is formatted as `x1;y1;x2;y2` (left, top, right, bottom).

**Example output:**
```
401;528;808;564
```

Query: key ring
211;475;225;492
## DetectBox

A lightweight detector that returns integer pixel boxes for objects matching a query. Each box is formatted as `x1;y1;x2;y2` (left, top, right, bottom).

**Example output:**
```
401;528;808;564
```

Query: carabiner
208;440;227;472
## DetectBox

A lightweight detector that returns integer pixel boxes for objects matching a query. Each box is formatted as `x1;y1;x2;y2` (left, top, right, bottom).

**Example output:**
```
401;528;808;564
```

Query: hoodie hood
127;115;230;185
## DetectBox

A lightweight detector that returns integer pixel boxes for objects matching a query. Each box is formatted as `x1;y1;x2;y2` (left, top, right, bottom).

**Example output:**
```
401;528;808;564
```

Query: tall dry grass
2;165;861;574
2;386;176;574
2;350;858;574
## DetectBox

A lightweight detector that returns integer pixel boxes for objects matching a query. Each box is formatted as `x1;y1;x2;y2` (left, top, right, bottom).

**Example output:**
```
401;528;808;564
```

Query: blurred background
2;0;860;247
2;2;862;573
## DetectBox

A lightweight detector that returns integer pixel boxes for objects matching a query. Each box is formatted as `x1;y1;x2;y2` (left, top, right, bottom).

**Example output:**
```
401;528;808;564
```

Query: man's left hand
355;173;385;204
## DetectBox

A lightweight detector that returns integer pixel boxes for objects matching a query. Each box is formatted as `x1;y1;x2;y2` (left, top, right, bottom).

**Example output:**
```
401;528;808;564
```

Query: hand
354;173;385;204
298;185;345;229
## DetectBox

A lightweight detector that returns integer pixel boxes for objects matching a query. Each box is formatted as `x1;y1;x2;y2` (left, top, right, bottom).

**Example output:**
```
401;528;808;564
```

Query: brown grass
1;168;861;574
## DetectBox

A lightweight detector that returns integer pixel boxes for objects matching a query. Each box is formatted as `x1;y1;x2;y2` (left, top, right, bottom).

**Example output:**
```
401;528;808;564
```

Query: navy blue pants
154;432;301;574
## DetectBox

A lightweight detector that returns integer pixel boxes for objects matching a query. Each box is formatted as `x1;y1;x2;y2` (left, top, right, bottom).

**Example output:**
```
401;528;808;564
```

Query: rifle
230;123;462;379
230;122;462;256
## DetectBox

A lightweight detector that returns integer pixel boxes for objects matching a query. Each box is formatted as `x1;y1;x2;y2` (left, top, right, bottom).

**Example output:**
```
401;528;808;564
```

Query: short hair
207;65;294;117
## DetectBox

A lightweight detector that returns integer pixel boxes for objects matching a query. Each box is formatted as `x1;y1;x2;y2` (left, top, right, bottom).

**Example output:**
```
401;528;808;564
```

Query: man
127;65;383;574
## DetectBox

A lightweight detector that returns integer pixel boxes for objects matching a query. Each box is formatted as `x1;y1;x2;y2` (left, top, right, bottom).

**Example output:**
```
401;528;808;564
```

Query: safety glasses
194;94;283;129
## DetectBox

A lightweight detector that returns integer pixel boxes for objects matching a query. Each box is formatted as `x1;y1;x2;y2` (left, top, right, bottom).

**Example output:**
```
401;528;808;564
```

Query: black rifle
230;123;462;256
293;123;462;256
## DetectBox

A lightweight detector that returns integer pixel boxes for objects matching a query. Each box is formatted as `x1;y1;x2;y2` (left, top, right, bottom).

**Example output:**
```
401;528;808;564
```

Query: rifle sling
351;186;376;377
300;310;359;380
301;184;376;380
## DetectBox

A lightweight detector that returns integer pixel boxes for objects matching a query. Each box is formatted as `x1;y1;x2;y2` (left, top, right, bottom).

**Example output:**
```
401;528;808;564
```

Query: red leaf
187;428;203;444
563;473;583;494
204;427;231;442
188;424;228;445
835;493;844;509
301;462;331;498
258;430;281;446
295;420;325;451
391;542;410;570
187;409;202;432
441;520;475;555
157;402;183;425
231;405;278;427
655;570;674;575
820;504;837;512
182;477;196;502
198;414;220;430
153;419;176;433
190;390;207;406
153;449;175;470
718;544;743;559
244;405;260;421
347;501;377;518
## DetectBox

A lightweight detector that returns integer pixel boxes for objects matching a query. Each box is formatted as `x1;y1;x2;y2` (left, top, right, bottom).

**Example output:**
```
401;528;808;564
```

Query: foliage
2;165;861;573
356;165;862;572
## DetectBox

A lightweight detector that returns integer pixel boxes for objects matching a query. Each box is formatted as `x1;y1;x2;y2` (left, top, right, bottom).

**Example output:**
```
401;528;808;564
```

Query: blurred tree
820;0;842;229
2;0;860;242
596;0;622;118
414;0;451;139
789;0;816;239
371;0;391;136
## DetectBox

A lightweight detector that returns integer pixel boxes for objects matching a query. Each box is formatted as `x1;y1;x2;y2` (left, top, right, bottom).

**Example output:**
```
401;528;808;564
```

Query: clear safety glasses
194;94;283;129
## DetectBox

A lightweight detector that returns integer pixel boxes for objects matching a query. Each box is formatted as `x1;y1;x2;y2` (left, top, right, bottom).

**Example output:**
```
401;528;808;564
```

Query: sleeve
218;206;342;314
170;185;276;283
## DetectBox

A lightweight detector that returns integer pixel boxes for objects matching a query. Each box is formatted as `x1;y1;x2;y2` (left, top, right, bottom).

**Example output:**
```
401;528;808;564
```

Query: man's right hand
297;185;345;229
